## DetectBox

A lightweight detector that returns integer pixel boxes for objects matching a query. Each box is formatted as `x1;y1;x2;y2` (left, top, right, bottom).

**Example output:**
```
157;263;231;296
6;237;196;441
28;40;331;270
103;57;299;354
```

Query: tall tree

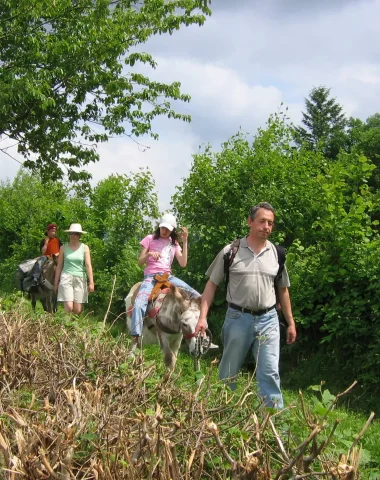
295;86;347;159
346;114;380;190
348;114;380;160
172;115;324;295
173;117;380;397
0;0;211;182
85;171;159;310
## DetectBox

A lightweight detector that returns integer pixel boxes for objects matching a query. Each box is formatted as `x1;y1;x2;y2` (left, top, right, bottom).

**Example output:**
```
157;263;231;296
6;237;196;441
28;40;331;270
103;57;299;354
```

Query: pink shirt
141;234;181;275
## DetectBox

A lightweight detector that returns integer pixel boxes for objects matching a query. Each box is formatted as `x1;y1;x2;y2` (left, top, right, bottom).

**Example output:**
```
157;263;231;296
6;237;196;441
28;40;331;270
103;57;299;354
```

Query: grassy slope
0;294;379;478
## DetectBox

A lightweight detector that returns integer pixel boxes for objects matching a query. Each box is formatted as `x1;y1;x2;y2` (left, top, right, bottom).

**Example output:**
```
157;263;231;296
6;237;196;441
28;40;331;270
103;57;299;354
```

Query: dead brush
0;302;374;479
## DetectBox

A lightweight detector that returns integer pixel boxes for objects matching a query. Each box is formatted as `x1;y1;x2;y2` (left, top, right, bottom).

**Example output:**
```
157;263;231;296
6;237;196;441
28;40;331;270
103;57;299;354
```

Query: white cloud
85;57;297;212
0;137;24;183
3;0;380;208
339;64;380;85
155;57;284;117
91;122;200;212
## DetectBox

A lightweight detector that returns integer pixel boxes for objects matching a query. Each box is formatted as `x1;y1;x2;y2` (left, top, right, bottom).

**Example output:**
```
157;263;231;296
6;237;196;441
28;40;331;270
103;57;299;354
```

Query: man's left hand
286;324;297;344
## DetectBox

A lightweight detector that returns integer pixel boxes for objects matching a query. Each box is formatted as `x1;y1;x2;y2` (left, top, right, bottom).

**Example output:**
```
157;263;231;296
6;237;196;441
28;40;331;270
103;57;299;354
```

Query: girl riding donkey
129;213;200;355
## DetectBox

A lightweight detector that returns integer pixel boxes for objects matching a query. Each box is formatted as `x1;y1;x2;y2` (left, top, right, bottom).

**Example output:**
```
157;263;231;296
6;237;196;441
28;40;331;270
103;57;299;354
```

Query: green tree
0;171;71;289
85;171;159;311
173;115;380;397
288;152;380;394
172;115;324;302
347;114;380;189
0;0;211;182
0;169;159;314
295;86;348;159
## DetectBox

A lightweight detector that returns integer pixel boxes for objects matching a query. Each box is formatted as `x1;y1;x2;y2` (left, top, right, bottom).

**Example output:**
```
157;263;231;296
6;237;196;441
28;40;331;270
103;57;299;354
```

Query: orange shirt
44;237;62;256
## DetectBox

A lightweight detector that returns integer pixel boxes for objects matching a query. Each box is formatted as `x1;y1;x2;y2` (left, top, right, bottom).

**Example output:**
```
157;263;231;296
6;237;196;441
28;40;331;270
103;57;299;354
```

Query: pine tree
295;86;347;159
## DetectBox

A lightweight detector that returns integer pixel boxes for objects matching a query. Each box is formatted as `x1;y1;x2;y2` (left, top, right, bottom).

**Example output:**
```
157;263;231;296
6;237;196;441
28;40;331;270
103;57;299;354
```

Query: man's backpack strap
223;238;241;288
275;245;286;280
274;245;286;308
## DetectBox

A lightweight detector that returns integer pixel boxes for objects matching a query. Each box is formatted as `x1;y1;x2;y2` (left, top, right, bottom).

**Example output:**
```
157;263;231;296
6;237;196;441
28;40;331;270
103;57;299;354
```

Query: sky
2;0;380;211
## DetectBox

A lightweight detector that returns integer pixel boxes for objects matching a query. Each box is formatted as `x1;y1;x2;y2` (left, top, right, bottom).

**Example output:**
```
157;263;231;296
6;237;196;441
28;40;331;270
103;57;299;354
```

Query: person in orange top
40;224;62;256
30;224;63;287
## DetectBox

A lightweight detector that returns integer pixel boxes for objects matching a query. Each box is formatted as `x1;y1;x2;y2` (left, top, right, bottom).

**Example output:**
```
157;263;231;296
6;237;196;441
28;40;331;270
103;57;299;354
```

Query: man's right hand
195;317;208;336
194;279;218;336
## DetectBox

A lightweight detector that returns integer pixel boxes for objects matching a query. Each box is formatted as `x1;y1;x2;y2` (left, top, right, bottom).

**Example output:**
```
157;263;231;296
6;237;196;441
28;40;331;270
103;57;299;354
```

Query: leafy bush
0;170;159;314
173;116;380;399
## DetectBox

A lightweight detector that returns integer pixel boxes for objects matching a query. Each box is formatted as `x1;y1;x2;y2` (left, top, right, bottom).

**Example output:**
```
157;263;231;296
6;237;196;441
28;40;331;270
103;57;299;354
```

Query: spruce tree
295;86;347;159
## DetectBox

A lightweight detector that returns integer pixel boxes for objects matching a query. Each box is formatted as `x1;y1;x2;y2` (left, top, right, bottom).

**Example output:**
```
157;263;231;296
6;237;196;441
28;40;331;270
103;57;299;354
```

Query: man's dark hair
249;202;275;220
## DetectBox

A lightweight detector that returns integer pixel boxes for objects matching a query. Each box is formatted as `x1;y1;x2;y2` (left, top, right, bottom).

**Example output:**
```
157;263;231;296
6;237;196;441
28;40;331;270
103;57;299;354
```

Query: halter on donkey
126;273;213;370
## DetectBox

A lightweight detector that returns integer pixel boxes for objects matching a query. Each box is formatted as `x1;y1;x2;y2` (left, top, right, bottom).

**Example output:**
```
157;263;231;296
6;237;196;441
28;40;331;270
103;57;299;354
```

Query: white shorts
57;273;88;304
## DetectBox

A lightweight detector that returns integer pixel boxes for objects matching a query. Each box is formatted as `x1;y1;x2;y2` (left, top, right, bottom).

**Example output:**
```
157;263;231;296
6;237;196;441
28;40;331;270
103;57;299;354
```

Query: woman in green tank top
54;223;94;314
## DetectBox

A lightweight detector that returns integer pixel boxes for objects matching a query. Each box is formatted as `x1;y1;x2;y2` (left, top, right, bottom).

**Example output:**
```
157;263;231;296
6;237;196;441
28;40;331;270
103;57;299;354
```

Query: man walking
195;202;296;408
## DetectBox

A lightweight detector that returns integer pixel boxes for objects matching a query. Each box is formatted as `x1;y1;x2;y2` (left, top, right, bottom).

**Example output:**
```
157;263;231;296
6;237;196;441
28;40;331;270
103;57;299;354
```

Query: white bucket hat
64;223;87;234
159;213;177;232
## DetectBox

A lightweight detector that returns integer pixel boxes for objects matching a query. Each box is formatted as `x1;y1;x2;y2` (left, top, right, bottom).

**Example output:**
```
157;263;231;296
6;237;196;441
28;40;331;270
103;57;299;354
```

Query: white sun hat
64;223;87;234
159;213;177;232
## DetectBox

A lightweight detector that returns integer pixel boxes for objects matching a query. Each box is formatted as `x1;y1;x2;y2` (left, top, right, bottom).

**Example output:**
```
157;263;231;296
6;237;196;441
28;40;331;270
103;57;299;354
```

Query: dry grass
0;301;371;479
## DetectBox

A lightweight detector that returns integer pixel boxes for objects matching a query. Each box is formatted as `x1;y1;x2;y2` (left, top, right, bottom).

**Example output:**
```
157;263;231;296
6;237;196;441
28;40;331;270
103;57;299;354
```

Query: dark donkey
28;256;58;313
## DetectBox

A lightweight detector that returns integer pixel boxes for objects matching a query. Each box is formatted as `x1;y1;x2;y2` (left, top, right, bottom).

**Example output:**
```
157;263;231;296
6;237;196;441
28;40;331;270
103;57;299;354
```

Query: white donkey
125;283;201;370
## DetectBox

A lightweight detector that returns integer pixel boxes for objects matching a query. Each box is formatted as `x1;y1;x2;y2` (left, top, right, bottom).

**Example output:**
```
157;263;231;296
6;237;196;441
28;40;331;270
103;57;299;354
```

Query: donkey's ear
194;295;202;307
170;284;186;304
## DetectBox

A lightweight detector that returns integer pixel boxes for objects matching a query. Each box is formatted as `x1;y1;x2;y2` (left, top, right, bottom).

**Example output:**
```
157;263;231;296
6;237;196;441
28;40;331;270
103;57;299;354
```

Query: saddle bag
15;258;37;292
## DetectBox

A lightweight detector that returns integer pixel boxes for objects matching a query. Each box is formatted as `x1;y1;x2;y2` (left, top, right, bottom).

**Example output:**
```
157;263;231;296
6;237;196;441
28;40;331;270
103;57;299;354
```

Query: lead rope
193;328;212;372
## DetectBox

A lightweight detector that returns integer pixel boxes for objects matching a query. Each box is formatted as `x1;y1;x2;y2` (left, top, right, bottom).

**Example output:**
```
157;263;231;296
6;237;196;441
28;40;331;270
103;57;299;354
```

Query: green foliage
0;0;211;182
308;382;336;414
172;113;325;307
348;114;380;164
294;85;348;159
0;171;69;288
0;169;159;313
288;153;380;390
173;113;380;399
85;170;159;311
347;113;380;189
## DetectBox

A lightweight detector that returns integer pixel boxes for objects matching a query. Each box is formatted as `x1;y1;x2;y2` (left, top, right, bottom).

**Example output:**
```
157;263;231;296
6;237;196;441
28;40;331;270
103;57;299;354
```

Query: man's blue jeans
219;306;283;408
130;273;200;336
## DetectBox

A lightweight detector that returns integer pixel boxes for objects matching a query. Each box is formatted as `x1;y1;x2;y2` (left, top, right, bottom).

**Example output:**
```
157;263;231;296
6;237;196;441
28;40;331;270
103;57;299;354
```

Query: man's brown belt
228;303;276;316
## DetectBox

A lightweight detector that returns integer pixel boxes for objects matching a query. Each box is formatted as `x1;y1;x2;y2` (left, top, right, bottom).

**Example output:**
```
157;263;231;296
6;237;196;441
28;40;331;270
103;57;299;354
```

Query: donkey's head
171;285;201;355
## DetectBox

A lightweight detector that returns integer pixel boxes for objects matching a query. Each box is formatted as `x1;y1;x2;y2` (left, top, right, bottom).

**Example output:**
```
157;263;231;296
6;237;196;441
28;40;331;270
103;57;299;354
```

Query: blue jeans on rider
219;306;283;409
130;273;200;336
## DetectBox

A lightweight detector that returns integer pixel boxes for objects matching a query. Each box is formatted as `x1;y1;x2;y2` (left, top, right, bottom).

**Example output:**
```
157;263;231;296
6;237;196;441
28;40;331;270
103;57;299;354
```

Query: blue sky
2;0;380;211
